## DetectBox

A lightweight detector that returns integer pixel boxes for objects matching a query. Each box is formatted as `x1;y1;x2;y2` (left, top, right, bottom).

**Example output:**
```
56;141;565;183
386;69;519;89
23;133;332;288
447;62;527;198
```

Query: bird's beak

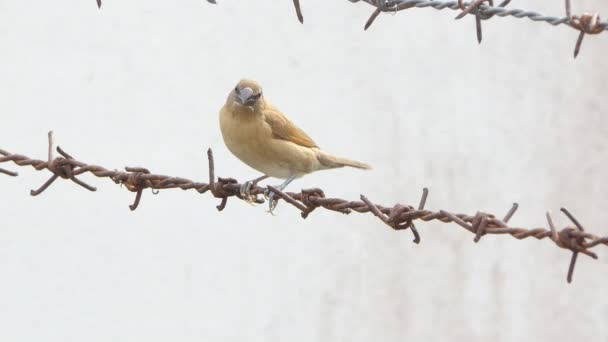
236;87;255;106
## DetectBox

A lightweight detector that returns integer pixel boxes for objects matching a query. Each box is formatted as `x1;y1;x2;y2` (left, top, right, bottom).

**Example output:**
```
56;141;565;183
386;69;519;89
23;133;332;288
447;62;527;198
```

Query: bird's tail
317;152;371;170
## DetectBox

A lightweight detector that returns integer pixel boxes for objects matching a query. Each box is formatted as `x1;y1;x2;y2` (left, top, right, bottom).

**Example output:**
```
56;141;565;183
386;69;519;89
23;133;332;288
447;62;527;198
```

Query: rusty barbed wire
2;132;607;283
208;0;605;58
91;0;606;57
351;0;606;57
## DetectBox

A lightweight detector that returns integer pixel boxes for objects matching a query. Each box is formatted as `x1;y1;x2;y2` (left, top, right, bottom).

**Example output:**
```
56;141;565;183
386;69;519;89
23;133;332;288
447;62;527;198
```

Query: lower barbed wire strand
1;143;607;283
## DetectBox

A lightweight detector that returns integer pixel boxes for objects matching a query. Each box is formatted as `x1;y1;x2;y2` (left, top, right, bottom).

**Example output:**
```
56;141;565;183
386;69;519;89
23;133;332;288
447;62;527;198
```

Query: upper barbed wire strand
195;0;605;57
352;0;606;29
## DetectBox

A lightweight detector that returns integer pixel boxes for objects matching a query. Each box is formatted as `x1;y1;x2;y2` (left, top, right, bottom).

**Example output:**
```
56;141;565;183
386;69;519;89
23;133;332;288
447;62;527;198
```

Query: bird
219;79;371;213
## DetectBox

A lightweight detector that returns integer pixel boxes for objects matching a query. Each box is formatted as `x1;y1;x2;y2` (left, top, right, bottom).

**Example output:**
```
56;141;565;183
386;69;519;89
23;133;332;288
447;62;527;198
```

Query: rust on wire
1;132;607;283
560;208;583;283
472;203;518;242
29;131;97;196
566;0;603;58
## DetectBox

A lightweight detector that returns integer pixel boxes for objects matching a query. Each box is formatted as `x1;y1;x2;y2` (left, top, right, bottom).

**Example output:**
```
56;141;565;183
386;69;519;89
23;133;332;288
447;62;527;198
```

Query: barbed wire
348;0;606;57
1;132;607;283
201;0;605;58
91;0;605;57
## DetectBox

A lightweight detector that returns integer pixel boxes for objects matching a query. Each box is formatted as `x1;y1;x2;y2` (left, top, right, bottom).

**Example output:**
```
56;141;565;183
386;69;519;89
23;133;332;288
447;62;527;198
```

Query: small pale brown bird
219;79;371;212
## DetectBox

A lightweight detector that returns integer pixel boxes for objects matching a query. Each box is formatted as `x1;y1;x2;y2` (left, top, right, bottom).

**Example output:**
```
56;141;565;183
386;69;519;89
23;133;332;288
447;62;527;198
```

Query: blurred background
0;0;607;341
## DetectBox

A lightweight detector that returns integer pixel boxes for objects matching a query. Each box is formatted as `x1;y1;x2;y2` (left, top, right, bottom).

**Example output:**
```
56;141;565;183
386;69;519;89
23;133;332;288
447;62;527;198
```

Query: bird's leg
267;175;296;214
239;175;269;203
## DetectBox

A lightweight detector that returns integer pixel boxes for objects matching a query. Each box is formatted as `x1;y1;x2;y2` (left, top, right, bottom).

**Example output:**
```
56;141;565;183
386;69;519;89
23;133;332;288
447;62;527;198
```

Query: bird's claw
239;181;258;204
266;190;279;215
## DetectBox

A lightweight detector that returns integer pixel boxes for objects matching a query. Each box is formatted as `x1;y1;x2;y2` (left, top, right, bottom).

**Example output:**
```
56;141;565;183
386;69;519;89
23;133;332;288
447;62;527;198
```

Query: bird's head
230;79;264;110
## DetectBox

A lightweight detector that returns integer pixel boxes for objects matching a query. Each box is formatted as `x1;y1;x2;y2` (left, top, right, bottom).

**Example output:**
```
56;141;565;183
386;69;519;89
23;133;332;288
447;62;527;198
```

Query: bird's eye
234;86;239;93
253;92;261;99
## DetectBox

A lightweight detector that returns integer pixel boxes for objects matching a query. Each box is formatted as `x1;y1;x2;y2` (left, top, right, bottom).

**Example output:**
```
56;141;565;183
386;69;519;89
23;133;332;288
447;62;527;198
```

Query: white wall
1;0;607;341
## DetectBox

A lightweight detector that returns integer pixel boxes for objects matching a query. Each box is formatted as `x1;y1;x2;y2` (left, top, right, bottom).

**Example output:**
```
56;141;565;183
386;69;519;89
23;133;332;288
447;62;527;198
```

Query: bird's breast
219;108;319;179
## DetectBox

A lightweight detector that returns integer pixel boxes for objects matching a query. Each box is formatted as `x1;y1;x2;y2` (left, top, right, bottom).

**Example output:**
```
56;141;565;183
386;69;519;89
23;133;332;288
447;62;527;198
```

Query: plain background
1;0;607;341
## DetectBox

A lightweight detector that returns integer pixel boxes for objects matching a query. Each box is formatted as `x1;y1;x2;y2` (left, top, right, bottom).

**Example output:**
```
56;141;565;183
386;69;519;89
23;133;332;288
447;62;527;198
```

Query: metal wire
351;0;606;29
347;0;606;57
2;132;607;283
91;0;605;57
201;0;606;57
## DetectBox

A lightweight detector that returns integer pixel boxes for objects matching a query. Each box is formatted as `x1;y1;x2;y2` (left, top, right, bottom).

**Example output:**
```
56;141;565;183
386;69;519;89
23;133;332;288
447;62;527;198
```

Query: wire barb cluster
1;132;607;283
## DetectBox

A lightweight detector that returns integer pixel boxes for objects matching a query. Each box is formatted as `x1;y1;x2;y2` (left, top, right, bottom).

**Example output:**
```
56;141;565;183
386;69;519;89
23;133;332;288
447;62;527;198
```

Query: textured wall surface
1;1;607;341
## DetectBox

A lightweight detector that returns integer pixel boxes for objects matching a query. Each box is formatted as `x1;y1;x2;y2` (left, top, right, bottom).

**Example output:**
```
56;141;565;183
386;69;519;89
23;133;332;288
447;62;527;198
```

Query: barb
564;0;604;58
1;132;607;283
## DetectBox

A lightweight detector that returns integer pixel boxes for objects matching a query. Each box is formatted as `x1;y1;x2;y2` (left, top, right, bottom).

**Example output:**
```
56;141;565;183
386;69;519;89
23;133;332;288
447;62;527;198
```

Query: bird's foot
266;189;279;215
239;175;269;205
239;181;259;205
263;175;296;215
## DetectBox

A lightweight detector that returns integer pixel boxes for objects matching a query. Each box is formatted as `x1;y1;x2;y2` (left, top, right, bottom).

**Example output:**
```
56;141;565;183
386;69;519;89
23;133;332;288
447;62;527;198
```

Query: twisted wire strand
90;0;605;57
1;133;607;283
351;0;607;30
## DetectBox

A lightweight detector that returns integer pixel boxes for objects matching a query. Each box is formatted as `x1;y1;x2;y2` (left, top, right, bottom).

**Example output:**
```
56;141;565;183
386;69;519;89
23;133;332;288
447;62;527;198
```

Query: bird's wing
263;105;318;148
